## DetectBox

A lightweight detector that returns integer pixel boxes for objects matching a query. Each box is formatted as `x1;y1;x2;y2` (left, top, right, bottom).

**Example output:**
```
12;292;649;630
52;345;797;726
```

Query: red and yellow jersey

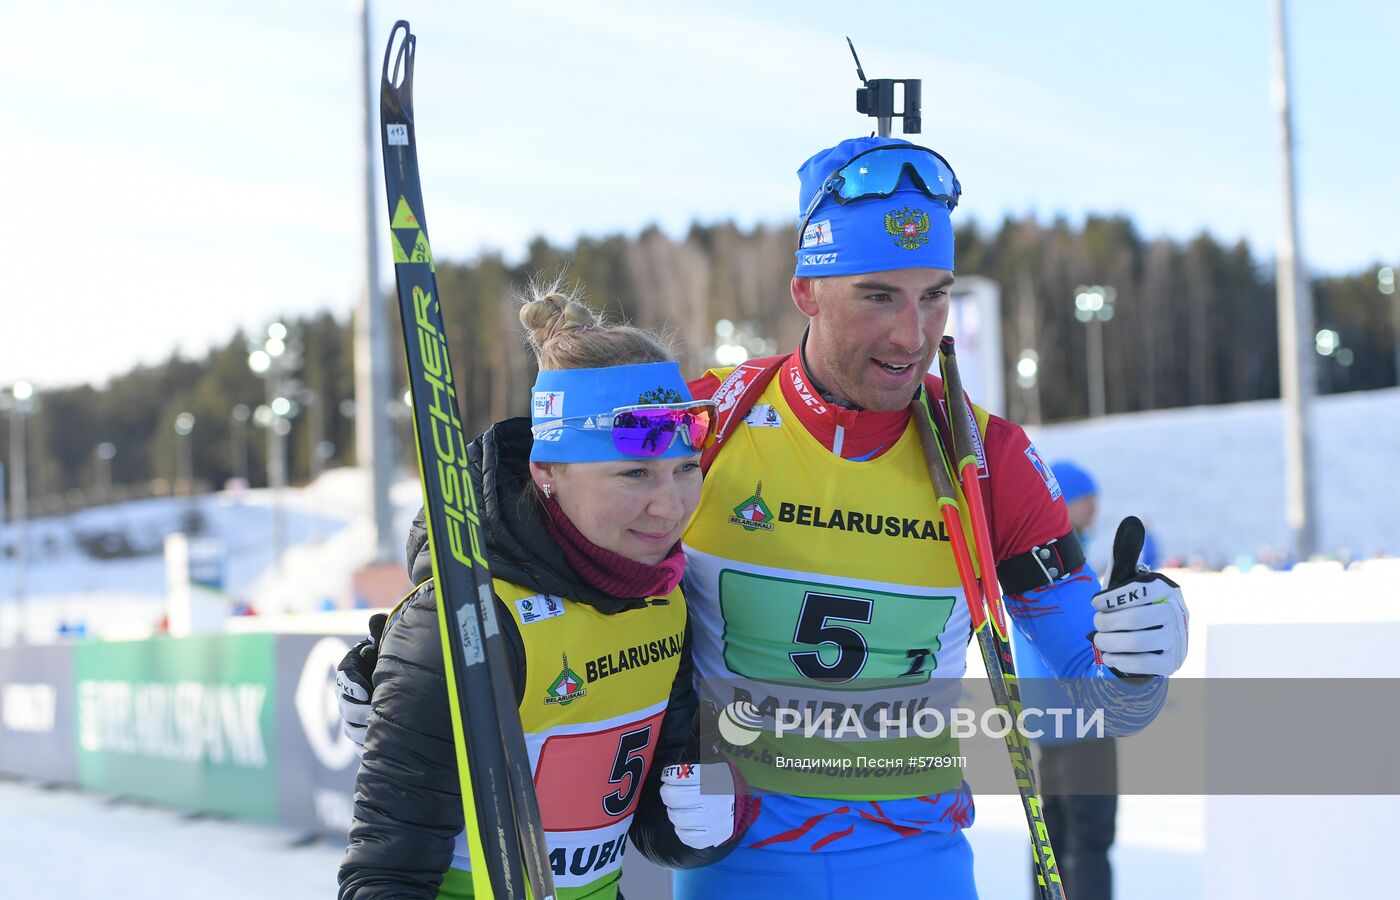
684;353;1073;689
685;370;975;684
680;353;1096;852
441;578;687;900
684;358;982;799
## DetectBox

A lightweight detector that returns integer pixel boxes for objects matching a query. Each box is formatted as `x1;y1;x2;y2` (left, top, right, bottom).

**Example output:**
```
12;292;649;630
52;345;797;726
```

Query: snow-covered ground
0;777;344;899
0;775;1199;900
0;468;423;643
1028;386;1400;566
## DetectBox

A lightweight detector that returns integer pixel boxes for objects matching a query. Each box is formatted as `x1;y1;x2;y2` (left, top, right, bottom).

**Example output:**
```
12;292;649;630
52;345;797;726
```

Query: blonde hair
518;277;673;370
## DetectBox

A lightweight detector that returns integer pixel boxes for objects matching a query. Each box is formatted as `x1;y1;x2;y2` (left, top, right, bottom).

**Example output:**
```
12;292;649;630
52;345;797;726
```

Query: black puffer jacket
339;418;727;900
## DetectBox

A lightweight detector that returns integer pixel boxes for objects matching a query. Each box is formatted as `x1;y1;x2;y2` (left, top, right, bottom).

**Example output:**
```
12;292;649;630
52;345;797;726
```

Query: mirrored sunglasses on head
532;401;718;458
798;144;962;244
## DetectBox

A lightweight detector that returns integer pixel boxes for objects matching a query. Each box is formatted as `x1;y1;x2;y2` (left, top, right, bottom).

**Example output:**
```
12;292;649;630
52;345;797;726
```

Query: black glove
335;613;387;757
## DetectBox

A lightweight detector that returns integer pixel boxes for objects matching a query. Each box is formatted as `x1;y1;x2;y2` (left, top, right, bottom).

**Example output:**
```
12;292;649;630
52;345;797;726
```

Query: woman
338;285;742;900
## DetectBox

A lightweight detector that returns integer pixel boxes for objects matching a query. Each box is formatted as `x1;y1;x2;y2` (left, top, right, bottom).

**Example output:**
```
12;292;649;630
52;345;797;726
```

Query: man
340;137;1189;898
655;137;1187;899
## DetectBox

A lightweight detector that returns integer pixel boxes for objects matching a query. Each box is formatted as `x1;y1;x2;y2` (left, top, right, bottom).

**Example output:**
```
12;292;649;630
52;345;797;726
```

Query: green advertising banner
74;633;279;821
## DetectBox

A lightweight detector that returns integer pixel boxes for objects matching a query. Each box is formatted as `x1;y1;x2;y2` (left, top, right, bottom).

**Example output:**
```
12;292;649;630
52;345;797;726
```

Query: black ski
379;21;554;900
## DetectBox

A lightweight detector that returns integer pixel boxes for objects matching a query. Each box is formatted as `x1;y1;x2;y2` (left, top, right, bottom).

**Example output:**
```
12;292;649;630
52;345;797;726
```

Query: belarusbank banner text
74;634;279;820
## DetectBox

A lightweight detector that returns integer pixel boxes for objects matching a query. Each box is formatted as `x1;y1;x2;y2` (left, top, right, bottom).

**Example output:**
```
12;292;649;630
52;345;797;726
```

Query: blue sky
2;0;1396;389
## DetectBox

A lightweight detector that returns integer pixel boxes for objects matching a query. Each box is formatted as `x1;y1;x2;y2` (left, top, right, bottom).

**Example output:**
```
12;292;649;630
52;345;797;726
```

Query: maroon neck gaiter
538;495;686;599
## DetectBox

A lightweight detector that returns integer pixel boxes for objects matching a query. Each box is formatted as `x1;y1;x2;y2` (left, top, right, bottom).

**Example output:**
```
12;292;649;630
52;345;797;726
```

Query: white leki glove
1089;517;1189;678
336;613;387;758
659;762;737;850
335;662;370;757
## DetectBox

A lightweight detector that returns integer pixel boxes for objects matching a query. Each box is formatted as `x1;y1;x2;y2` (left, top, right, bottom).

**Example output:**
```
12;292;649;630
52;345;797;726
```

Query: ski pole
910;348;1066;900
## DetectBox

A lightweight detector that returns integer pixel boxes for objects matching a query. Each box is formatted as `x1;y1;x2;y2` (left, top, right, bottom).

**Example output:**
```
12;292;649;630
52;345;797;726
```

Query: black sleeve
627;619;744;869
338;584;527;899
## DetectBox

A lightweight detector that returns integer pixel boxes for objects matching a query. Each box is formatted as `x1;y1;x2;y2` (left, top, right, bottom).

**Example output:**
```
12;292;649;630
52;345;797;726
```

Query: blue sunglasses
797;144;962;247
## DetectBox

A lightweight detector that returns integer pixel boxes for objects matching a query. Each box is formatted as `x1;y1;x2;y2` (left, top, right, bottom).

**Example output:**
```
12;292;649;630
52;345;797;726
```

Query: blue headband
530;361;696;463
794;136;957;277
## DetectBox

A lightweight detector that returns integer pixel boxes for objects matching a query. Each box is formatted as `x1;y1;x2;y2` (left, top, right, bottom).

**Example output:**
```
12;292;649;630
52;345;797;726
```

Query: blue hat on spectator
1050;461;1097;504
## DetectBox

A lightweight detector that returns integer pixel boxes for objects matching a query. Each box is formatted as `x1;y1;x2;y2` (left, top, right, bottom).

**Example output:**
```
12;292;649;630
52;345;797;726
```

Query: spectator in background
1052;461;1098;546
1055;460;1158;570
1027;459;1118;900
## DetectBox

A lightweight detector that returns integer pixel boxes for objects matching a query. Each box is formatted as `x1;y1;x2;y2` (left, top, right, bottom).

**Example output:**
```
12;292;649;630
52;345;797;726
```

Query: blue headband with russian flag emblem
529;361;696;463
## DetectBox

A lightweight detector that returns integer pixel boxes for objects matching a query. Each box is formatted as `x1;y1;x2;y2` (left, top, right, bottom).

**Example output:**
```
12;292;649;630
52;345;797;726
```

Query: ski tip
382;20;416;94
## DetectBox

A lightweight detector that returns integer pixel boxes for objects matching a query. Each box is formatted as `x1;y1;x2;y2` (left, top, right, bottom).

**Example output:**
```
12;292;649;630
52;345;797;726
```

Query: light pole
94;441;116;502
249;322;299;569
302;386;334;542
1272;0;1318;559
300;388;330;482
1314;327;1355;394
1074;285;1116;418
230;404;251;485
1380;266;1398;386
357;0;396;565
174;412;197;532
174;412;195;495
4;381;36;642
386;389;415;472
1015;349;1042;425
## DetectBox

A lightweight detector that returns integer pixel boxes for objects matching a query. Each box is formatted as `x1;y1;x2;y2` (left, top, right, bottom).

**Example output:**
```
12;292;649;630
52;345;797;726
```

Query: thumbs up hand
1088;517;1189;678
336;612;388;757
